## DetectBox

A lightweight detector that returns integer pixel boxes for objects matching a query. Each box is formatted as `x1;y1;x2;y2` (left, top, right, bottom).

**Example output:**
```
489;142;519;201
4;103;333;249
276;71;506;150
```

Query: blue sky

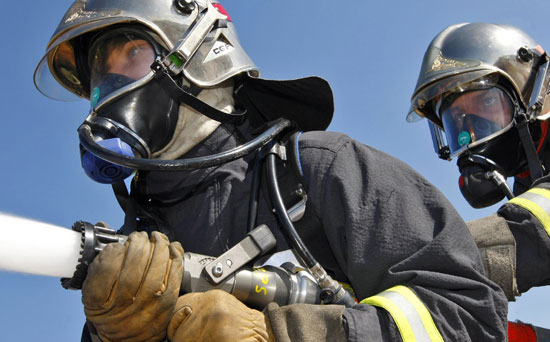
1;1;550;340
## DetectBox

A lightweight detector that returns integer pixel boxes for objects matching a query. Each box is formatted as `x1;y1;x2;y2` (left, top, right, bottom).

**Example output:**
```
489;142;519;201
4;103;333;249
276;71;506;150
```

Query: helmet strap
536;120;549;153
152;60;245;124
516;117;544;181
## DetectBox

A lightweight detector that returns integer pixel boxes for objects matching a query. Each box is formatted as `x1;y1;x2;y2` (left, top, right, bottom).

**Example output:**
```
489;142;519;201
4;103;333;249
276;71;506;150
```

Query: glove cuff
264;303;347;342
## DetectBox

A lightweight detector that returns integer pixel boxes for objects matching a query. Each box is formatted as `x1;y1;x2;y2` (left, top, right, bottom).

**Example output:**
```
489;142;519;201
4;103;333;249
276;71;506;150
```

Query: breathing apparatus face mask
81;28;180;183
435;76;523;207
437;78;516;156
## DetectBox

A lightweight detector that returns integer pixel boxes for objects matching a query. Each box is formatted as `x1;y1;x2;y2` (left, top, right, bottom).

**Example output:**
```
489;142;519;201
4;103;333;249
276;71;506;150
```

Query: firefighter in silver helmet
35;2;507;342
409;22;550;301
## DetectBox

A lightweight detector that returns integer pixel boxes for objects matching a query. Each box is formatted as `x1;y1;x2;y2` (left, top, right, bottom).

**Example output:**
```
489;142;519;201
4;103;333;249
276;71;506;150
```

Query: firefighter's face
442;88;514;130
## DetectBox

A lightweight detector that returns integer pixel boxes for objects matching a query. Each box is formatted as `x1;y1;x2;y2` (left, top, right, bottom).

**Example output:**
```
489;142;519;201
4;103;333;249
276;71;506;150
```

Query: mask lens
439;87;514;155
89;31;156;105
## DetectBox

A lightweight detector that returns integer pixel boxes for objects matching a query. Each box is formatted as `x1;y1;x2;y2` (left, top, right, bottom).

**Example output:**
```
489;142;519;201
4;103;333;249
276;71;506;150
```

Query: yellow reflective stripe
529;187;550;200
360;285;443;342
508;197;550;234
392;286;443;342
508;188;550;237
362;292;417;341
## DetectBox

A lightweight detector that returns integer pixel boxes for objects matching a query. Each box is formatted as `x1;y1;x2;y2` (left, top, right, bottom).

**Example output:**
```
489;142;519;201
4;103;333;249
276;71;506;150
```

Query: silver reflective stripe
361;285;443;342
508;188;550;237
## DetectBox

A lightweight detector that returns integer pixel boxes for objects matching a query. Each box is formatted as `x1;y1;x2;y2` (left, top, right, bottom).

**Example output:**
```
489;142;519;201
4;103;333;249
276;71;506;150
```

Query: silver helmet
34;0;259;101
408;23;547;124
408;22;550;160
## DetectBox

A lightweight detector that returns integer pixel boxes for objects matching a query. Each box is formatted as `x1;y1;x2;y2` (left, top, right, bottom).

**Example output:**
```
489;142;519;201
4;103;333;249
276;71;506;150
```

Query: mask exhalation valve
81;138;135;184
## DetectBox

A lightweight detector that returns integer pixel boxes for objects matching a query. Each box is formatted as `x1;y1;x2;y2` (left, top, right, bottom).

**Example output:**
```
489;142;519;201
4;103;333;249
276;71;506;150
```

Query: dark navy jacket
499;176;550;294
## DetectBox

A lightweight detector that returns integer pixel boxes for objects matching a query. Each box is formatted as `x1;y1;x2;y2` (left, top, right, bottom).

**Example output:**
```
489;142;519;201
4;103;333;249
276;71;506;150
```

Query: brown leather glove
82;231;184;342
167;289;275;342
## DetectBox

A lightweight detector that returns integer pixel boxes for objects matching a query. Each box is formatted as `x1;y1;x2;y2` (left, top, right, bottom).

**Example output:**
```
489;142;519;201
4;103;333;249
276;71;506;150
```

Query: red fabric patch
508;321;537;342
517;170;530;179
536;120;549;153
212;3;232;21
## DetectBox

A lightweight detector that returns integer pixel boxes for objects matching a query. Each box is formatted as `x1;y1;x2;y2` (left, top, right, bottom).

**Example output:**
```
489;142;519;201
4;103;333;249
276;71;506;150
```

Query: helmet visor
408;70;495;123
34;41;83;102
439;85;515;156
89;30;157;106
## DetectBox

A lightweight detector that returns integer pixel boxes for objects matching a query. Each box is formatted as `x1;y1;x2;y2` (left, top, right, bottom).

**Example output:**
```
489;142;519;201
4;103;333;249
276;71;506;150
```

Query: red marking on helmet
458;175;465;188
508;321;537;342
212;4;232;21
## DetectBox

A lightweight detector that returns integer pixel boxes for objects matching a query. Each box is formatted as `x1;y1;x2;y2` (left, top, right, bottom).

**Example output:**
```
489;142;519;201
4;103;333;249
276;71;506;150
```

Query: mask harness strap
111;181;130;213
518;48;550;183
151;60;246;124
517;116;544;182
111;181;167;237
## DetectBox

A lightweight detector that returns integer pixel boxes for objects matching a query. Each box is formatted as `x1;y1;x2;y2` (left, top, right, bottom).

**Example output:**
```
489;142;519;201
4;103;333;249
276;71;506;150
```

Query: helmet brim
407;69;497;125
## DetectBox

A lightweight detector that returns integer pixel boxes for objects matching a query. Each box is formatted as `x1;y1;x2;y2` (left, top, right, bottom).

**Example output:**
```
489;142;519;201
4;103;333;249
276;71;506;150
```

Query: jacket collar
131;120;253;204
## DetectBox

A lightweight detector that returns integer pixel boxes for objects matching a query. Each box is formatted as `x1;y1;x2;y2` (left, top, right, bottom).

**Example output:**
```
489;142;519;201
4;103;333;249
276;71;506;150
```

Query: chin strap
152;60;246;124
517;118;544;182
536;120;549;154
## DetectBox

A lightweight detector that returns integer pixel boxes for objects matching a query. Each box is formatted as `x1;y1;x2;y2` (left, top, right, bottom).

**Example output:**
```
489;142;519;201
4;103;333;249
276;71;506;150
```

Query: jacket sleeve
297;132;508;342
497;179;550;293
